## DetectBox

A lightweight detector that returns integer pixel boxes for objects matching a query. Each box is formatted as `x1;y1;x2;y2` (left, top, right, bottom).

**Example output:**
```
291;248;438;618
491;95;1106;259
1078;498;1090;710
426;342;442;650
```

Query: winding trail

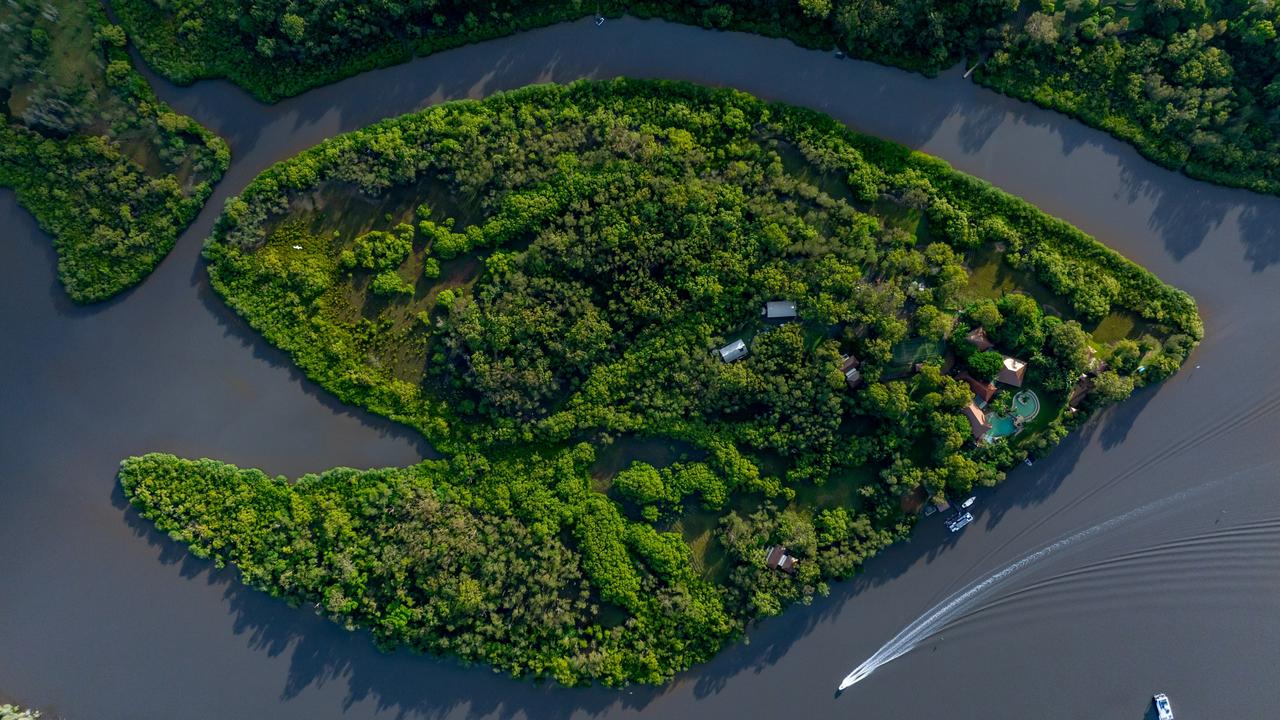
1;15;1279;720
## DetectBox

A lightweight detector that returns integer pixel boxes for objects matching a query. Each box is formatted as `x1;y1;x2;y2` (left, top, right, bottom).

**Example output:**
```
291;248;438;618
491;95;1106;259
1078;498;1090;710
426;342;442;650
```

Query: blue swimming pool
985;390;1040;441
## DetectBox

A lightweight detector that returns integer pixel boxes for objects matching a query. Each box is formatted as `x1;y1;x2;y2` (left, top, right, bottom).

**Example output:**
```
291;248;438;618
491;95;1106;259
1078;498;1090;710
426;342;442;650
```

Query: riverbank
115;2;1280;198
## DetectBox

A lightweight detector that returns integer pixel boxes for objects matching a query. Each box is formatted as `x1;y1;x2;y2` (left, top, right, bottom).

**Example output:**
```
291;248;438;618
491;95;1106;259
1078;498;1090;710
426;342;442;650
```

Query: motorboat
961;496;976;509
1153;693;1173;720
947;512;973;532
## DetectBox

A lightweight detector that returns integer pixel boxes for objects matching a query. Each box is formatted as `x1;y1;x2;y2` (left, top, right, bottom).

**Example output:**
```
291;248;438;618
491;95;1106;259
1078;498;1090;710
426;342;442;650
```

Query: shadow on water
111;480;654;719
106;397;1100;718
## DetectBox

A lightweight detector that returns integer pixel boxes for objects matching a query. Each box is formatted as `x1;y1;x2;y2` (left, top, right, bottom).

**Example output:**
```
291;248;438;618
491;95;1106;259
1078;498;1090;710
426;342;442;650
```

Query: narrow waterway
2;16;1278;720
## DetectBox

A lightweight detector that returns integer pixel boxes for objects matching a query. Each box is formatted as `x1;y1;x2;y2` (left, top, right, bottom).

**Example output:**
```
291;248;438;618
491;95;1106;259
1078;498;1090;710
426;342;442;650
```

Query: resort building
997;356;1028;387
966;327;995;351
962;401;991;441
718;339;748;363
765;545;798;574
956;370;997;405
763;300;798;320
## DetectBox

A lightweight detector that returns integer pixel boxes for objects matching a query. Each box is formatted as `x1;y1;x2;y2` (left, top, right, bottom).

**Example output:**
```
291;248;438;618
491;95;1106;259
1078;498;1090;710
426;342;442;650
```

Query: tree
966;298;1003;331
614;462;668;506
966;350;1004;380
798;0;832;19
1044;319;1092;375
1025;11;1062;45
371;270;413;296
996;293;1045;354
1091;370;1134;404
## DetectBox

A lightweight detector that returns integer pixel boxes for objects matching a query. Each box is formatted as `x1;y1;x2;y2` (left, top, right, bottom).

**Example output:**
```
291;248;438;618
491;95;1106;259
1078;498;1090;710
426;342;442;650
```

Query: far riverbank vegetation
115;0;1280;196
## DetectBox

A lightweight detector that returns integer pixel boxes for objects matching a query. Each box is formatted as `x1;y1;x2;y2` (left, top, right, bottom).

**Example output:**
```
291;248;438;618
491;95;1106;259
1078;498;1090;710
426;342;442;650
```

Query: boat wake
836;472;1255;692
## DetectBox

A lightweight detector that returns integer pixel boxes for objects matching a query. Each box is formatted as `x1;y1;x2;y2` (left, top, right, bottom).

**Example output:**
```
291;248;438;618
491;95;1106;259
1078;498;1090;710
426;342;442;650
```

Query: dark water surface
3;16;1279;720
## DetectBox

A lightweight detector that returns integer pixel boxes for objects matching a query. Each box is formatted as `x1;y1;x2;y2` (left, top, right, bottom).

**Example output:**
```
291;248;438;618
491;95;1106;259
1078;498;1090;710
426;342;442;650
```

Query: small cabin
997;356;1028;387
765;545;797;574
966;327;995;351
718;339;748;363
762;300;798;320
841;354;863;390
845;367;862;390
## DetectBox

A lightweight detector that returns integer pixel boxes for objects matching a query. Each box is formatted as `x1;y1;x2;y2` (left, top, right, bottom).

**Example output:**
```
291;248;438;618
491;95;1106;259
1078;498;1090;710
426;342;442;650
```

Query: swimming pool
985;390;1040;441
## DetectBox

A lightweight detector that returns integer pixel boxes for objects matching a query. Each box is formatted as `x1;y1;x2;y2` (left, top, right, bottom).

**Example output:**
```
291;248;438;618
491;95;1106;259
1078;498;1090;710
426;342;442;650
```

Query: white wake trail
837;477;1237;691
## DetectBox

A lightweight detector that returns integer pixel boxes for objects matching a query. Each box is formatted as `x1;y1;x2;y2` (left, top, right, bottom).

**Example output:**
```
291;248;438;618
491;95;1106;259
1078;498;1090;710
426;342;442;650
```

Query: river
2;16;1278;720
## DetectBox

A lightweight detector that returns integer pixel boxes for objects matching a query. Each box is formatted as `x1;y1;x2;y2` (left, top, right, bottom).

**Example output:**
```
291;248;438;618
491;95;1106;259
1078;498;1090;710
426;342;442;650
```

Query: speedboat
1153;693;1173;720
947;512;973;532
961;496;976;509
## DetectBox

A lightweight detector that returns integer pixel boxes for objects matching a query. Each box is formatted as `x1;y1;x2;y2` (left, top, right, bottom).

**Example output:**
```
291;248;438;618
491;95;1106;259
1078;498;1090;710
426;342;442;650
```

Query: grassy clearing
965;243;1160;347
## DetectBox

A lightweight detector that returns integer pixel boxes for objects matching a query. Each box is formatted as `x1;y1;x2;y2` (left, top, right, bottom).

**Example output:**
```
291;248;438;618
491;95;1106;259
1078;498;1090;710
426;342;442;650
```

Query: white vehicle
947;512;973;533
1153;693;1173;720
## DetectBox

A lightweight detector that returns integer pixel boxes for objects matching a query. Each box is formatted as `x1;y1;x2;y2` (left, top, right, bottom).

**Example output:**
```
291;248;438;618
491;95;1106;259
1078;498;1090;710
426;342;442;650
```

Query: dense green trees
981;1;1280;195
0;0;228;302
128;80;1198;686
116;0;1280;196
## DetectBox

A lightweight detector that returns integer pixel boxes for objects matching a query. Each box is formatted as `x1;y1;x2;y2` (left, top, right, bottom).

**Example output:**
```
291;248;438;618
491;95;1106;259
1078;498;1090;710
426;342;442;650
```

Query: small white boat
1153;693;1173;720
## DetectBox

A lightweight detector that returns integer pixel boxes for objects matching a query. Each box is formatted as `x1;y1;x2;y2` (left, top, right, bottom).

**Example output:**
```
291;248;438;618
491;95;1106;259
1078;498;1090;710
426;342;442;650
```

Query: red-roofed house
962;401;991;441
956;370;997;405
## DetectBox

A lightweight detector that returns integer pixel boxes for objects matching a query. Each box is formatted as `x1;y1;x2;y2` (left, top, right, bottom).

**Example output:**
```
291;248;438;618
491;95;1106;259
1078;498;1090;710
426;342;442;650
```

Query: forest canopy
0;0;228;302
115;0;1280;196
124;80;1200;686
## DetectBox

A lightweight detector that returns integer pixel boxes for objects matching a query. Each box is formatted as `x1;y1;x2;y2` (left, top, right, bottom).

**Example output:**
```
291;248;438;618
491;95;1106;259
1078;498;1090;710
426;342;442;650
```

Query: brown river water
2;15;1279;720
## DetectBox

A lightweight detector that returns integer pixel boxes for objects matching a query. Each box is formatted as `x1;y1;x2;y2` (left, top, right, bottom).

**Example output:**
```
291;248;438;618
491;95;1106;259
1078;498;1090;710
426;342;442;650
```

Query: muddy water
2;15;1279;720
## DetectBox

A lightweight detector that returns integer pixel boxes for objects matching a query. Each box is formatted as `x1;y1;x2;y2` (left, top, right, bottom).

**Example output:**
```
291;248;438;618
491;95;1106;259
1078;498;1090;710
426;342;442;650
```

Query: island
0;0;228;302
120;79;1201;686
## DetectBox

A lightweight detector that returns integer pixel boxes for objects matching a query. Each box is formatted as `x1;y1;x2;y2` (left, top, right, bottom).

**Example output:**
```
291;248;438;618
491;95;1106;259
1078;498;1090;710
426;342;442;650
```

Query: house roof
764;300;798;319
996;356;1027;387
718;339;748;362
962;401;991;440
765;545;797;573
957;370;997;403
841;354;861;373
844;367;863;389
967;327;995;351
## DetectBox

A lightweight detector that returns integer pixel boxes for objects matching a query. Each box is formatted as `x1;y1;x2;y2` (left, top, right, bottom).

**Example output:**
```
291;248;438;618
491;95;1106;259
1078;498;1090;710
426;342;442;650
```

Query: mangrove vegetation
121;80;1200;685
1;0;228;302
